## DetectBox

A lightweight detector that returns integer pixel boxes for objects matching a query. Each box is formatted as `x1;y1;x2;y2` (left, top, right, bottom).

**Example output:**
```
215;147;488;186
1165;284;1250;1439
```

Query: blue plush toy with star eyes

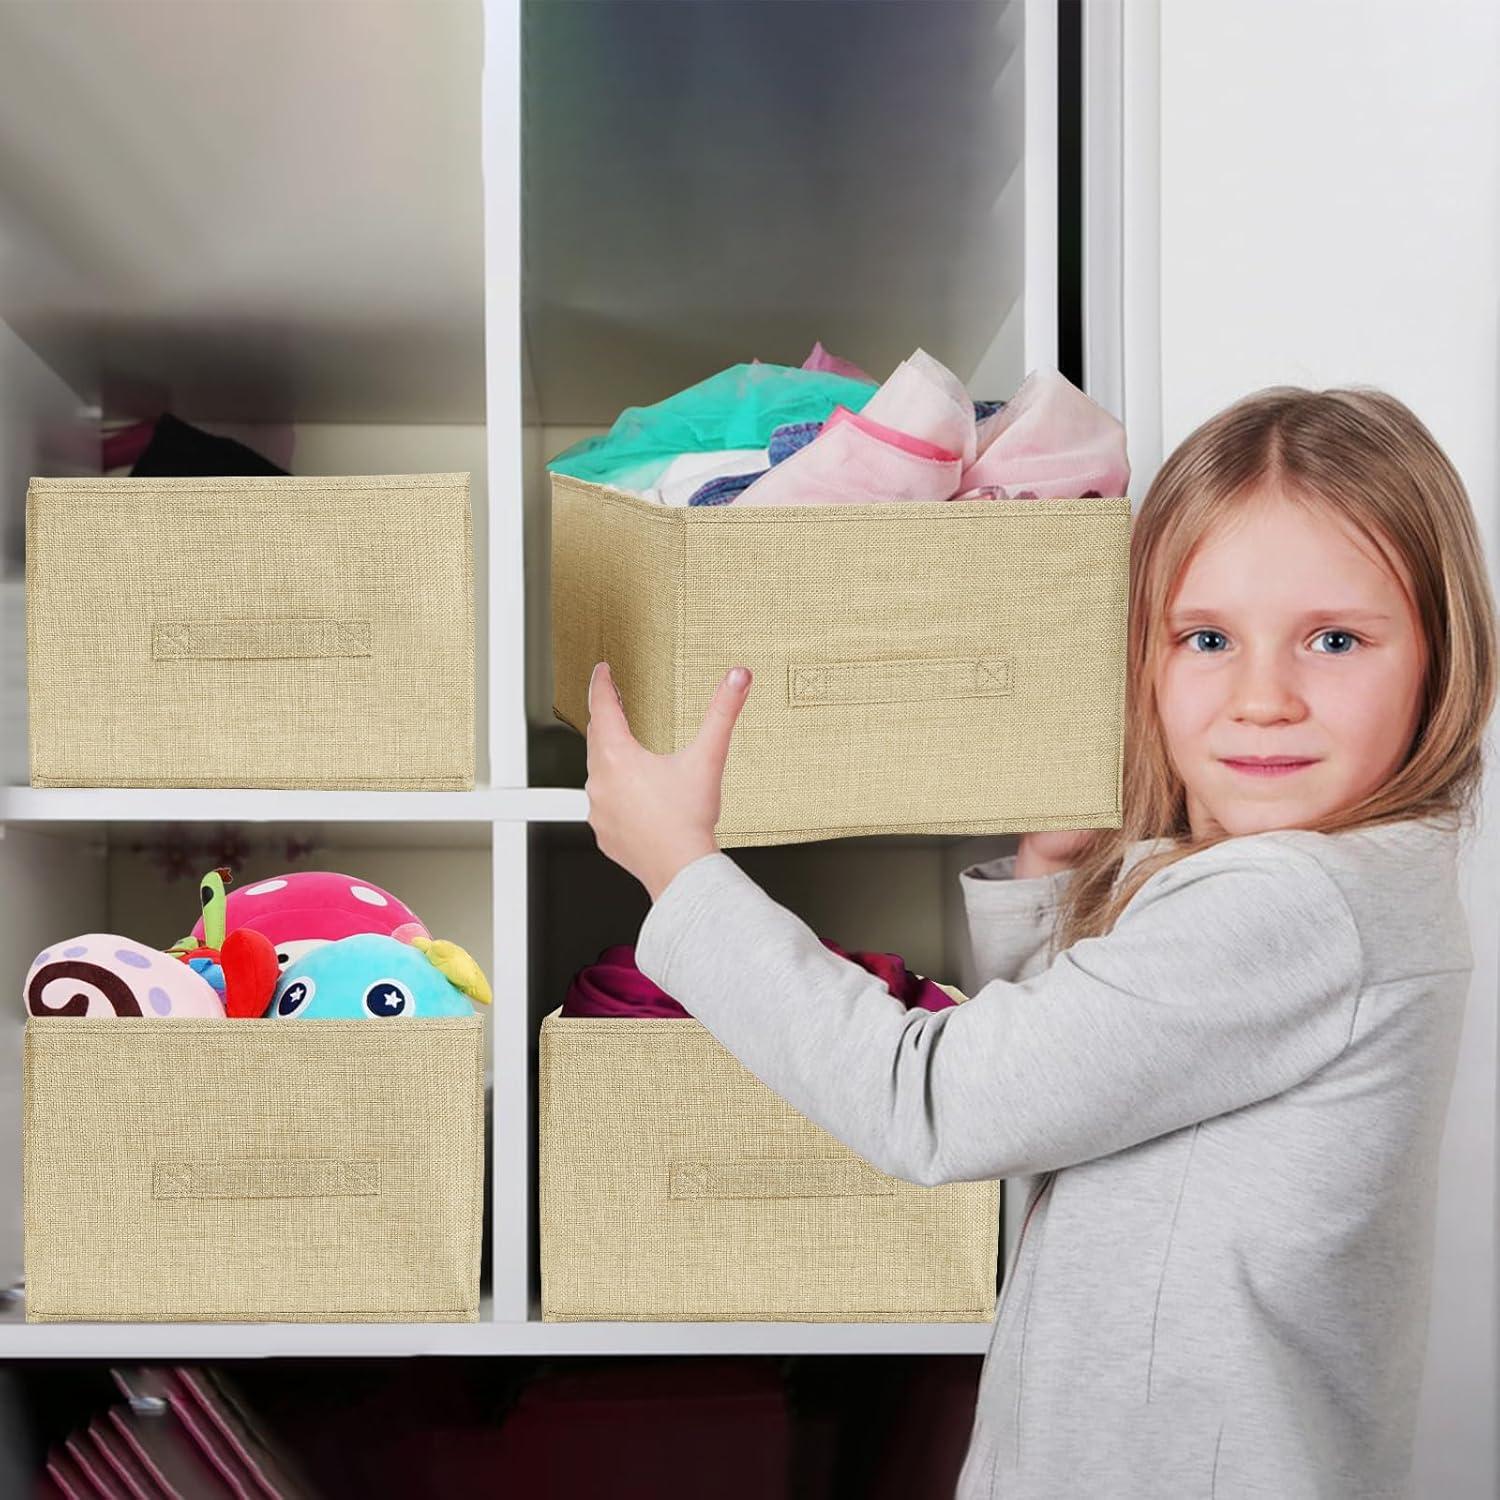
270;932;492;1020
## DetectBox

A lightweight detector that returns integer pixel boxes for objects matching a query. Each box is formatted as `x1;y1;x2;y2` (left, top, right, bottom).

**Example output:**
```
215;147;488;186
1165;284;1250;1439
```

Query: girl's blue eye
1182;629;1228;652
1179;628;1362;654
1311;630;1360;654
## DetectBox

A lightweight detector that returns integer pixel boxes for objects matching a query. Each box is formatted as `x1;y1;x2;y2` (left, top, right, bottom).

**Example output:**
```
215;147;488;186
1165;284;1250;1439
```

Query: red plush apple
165;867;280;1018
219;928;280;1017
170;930;278;1017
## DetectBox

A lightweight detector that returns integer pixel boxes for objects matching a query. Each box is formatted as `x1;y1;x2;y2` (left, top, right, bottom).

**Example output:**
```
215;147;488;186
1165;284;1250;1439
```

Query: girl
583;385;1497;1498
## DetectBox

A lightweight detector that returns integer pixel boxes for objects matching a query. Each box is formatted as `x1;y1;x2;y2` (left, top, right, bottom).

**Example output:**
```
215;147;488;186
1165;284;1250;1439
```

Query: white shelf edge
0;786;590;823
491;820;532;1322
483;0;527;788
0;1316;993;1359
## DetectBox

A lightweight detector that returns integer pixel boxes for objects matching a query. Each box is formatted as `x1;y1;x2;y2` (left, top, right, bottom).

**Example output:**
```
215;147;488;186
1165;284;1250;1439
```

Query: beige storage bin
22;1016;485;1323
550;473;1129;846
26;472;475;790
538;989;999;1322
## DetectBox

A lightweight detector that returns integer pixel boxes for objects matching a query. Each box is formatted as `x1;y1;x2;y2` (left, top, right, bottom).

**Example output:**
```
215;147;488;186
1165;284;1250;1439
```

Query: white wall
1150;2;1500;1493
0;317;97;785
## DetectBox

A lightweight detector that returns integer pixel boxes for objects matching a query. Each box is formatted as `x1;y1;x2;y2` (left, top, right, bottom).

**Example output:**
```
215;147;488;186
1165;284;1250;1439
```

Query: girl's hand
585;660;752;902
1015;828;1097;879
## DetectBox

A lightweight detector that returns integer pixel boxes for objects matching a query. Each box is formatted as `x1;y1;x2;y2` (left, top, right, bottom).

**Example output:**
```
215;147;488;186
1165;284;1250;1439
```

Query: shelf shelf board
0;1295;992;1357
501;1318;993;1356
0;786;590;825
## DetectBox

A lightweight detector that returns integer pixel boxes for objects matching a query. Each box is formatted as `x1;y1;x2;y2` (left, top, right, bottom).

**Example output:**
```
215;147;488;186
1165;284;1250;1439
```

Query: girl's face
1154;487;1428;840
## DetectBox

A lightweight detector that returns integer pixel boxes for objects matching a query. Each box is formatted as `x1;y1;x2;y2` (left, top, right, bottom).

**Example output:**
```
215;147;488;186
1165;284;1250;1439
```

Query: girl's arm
959;850;1074;986
634;843;1363;1186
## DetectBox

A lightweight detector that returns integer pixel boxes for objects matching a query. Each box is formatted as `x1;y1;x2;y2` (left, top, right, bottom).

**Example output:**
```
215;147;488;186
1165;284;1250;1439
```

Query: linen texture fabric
550;474;1129;846
22;1015;485;1322
25;473;475;790
537;989;998;1322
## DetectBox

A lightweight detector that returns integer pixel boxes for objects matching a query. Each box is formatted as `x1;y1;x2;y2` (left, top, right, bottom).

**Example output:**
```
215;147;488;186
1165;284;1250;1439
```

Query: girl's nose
1229;650;1305;722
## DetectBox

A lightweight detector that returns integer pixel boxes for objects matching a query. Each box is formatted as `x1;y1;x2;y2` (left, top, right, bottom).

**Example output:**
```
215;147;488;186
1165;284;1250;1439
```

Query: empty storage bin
550;475;1129;846
25;472;475;790
22;1015;485;1322
537;991;999;1322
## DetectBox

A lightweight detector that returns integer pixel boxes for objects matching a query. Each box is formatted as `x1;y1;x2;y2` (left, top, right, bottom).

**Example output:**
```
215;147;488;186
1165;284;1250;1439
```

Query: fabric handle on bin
786;655;1012;707
151;618;372;661
667;1157;897;1201
152;1159;381;1200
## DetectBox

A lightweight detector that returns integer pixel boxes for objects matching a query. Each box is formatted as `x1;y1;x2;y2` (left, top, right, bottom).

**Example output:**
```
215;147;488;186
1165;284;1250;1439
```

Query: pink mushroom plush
190;871;429;977
26;935;225;1018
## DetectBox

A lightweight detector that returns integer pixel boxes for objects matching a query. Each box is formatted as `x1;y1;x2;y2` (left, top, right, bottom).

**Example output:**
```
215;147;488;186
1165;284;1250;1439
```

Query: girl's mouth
1221;757;1318;777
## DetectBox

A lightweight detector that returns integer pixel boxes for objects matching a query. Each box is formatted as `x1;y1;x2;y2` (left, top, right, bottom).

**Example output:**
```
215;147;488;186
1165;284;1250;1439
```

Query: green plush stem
200;867;231;951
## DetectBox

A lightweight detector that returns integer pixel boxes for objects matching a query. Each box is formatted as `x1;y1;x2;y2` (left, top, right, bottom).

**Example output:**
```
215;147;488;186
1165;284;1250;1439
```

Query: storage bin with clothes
538;940;999;1323
549;351;1130;846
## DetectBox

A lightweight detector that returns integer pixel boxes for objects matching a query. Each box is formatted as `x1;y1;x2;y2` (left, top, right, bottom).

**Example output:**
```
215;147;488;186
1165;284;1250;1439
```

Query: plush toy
165;867;279;1019
270;932;492;1020
26;934;226;1017
183;870;428;978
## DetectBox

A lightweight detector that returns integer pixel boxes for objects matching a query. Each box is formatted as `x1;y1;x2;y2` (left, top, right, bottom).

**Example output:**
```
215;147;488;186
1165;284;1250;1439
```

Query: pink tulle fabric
749;341;877;386
957;367;1129;500
728;405;962;507
860;349;978;468
561;939;958;1019
823;404;960;461
800;340;877;385
730;354;1128;507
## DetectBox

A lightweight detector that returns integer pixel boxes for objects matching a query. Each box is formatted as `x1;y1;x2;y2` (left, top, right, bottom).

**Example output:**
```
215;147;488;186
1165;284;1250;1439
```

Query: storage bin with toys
21;866;490;1323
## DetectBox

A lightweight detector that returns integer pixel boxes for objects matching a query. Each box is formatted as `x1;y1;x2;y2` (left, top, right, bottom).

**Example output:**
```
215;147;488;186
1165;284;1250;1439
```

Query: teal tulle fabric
546;362;878;489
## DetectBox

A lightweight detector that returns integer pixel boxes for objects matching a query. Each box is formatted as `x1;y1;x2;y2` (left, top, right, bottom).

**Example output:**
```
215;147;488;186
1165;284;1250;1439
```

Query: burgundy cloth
562;938;957;1018
385;1360;790;1500
100;419;157;472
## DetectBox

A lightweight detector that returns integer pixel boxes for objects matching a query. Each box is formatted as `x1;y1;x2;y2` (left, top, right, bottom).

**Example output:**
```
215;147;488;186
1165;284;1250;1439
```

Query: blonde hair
1052;385;1498;955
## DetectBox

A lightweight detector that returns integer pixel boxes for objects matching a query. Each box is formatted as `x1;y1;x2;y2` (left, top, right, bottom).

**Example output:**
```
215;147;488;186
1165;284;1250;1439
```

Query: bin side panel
538;1014;998;1322
550;475;683;754
26;474;475;790
23;1016;484;1322
680;499;1129;845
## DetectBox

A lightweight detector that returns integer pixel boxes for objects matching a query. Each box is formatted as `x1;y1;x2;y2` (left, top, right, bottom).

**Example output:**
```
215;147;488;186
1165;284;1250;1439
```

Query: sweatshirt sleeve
957;851;1074;985
633;844;1364;1186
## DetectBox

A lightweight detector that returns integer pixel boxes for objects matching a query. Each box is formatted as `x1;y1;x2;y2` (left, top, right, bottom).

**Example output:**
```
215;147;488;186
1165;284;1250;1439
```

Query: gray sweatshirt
633;815;1473;1499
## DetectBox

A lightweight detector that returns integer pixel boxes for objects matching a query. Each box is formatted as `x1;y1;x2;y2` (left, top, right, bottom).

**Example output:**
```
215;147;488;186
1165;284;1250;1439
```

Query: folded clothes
686;470;765;508
730;348;969;508
561;939;957;1019
658;424;820;509
956;366;1130;500
768;420;824;464
547;356;879;492
729;353;1128;507
549;347;1128;508
686;404;1004;507
651;448;770;507
859;347;978;468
